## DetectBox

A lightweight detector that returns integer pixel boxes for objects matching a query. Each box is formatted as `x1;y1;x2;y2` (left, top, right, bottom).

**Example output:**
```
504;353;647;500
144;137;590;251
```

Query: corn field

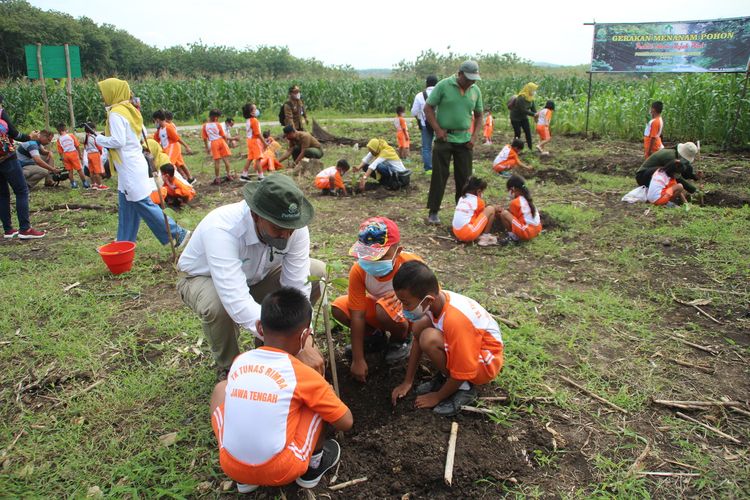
0;74;747;144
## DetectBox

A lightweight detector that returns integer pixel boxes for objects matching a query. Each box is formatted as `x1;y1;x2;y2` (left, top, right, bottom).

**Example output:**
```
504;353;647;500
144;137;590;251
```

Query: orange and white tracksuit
493;145;520;172
452;194;489;242
260;138;283;171
508;196;541;240
155;122;187;167
483;114;494;141
643;116;663;158
314;166;345;191
395;116;410;149
246;117;263;161
164;175;195;202
212;347;349;486
202;121;231;160
426;291;504;385
84;135;104;174
536;109;553;141
646;168;676;205
57;133;81;171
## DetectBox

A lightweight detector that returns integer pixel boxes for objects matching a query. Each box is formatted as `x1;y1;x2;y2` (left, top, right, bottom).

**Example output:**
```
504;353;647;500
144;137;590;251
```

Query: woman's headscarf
366;138;400;161
145;138;172;169
518;82;538;101
98;78;144;164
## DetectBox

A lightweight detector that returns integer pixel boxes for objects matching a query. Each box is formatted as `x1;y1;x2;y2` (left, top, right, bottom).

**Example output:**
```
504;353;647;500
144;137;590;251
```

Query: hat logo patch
281;202;300;219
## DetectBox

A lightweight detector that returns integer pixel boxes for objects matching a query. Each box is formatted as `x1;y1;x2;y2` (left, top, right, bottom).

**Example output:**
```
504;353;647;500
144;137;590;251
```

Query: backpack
0;116;15;163
507;95;517;111
278;104;286;126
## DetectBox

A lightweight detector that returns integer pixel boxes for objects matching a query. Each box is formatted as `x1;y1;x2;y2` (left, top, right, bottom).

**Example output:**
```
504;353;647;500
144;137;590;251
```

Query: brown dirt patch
527;168;578;184
702;191;750;208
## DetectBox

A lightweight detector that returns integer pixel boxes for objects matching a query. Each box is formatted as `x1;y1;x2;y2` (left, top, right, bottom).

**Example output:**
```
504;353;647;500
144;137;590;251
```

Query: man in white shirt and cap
177;174;325;377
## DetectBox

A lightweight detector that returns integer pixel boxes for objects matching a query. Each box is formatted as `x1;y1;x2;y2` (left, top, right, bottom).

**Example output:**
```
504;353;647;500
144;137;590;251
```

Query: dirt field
1;124;748;498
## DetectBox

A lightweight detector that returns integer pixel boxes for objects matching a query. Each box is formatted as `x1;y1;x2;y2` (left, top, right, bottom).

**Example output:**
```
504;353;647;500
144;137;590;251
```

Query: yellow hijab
98;78;144;164
366;138;400;162
518;82;538;101
145;138;172;168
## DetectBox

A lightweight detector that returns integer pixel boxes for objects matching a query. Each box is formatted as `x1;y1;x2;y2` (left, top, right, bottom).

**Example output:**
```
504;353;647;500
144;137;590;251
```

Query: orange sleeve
443;308;482;380
334;171;345;190
174;178;195;200
294;362;349;423
346;264;368;311
153;129;160;141
648;119;659;138
72;134;80;148
56;141;63;154
218;124;226;138
201;124;208;140
166;123;181;142
509;197;522;219
251;118;261;139
509;149;519;165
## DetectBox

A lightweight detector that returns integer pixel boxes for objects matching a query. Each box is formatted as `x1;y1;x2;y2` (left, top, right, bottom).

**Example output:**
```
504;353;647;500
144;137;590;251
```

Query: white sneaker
477;234;497;247
237;483;259;493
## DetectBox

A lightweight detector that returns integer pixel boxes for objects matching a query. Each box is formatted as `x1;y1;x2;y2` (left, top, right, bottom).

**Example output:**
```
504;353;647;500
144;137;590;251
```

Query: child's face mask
358;254;395;277
253;109;261;117
508;189;515;201
402;296;431;321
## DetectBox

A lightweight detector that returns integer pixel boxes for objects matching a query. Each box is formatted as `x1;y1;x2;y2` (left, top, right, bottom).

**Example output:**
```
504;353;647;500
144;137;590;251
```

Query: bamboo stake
64;44;75;129
329;477;367;491
559;375;629;414
675;411;742;444
322;288;340;398
36;43;49;129
444;422;459;486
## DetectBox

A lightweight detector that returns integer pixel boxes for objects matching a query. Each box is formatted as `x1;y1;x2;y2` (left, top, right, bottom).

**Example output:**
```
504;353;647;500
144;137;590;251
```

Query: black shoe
216;367;229;382
433;385;478;417
344;330;387;360
296;439;341;489
385;336;412;364
415;373;446;395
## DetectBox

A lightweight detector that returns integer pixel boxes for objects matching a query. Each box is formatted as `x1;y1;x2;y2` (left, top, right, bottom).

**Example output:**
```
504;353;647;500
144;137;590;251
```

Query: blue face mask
358;257;394;277
402;297;429;321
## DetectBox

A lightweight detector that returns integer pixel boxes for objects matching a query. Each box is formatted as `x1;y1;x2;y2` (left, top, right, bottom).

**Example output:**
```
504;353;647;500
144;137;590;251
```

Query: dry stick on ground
670;292;723;325
38;203;114;212
654;354;714;374
669;336;719;356
627;441;652;477
329;477;368;491
675;411;742;444
461;405;495;415
559;376;629;415
637;471;700;477
653;399;746;409
444;422;459;486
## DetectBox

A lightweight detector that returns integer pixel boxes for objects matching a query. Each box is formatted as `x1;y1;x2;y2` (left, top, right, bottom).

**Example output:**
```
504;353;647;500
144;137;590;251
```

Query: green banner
591;17;750;73
24;45;82;79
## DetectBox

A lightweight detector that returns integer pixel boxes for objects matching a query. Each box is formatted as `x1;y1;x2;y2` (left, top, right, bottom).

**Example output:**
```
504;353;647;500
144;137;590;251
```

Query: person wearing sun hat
331;217;423;383
636;141;702;194
177;173;326;377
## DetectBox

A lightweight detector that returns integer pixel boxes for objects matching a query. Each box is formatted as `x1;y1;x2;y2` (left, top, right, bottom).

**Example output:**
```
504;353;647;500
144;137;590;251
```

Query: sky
30;0;749;69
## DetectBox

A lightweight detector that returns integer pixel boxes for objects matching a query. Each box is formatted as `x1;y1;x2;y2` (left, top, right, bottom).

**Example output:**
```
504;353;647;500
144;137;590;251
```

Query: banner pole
723;69;749;150
64;44;75;129
36;43;50;130
584;72;593;137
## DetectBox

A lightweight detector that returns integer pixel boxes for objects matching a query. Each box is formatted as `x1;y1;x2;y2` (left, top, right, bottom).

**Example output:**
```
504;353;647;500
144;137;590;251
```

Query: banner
25;45;82;79
591;17;750;73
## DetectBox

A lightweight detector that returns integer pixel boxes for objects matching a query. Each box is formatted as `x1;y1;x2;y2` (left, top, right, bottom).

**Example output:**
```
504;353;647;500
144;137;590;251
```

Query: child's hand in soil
350;358;368;383
391;382;413;405
415;392;441;409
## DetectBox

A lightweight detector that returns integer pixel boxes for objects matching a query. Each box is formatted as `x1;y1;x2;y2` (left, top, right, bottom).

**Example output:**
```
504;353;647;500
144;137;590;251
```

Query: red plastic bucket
97;241;136;275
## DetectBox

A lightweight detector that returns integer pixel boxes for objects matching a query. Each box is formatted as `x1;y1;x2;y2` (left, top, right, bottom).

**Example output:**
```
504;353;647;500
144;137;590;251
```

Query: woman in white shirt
94;78;189;246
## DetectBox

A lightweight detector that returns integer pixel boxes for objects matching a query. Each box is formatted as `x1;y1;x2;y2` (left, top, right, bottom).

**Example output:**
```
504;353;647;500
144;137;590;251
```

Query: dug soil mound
539;211;562;231
312;120;368;147
702;191;750;208
526;168;577;184
578;155;641;177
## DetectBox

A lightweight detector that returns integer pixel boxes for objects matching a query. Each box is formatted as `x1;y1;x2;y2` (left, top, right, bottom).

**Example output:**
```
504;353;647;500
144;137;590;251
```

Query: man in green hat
177;173;326;378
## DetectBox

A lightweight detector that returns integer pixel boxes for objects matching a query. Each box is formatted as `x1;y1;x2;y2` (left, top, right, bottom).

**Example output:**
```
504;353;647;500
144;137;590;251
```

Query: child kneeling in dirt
159;164;195;208
391;261;504;417
493;138;531;177
314;159;350;196
332;217;423;383
452;176;500;246
647;160;687;207
498;174;542;243
209;287;353;493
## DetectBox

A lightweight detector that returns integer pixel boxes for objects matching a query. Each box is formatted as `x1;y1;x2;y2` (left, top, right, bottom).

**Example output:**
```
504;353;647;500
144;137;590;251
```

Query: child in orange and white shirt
452;176;499;246
240;103;265;180
259;131;283;172
83;122;108;191
536;100;554;154
483;110;494;145
499;174;542;243
210;287;353;493
644;101;664;159
153;109;194;183
314;159;350;196
56;123;89;188
159;163;196;208
202;109;233;185
224;117;239;148
493;138;531;176
394;106;410;159
647;160;687;207
391;261;504;417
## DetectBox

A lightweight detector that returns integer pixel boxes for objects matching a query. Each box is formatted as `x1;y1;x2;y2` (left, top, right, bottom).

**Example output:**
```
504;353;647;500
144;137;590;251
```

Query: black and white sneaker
385;336;412;364
415;373;446;395
296;439;341;489
433;385;478;417
344;330;387;360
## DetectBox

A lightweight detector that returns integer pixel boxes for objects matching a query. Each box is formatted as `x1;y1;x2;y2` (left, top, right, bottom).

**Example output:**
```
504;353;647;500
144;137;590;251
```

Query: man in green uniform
635;142;701;193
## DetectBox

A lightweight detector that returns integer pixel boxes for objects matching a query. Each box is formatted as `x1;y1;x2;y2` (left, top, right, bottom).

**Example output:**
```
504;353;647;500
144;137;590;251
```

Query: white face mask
508;189;515;201
253;109;260;117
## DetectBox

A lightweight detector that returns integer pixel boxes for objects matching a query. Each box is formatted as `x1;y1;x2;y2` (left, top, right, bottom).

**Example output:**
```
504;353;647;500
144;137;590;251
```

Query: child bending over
493;138;531;176
391;261;504;417
452;176;499;246
499;174;542;243
159;164;195;208
647;160;687;207
314;159;350;196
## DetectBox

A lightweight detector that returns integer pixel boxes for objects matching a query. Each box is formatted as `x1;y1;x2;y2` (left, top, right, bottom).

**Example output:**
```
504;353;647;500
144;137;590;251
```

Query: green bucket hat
243;174;314;229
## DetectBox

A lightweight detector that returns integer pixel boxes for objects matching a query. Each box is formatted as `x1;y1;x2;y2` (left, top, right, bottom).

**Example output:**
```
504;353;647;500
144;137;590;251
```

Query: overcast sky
30;0;749;69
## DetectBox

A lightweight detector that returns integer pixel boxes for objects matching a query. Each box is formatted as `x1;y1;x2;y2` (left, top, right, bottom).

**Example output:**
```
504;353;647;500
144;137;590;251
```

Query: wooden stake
444;422;459;486
64;44;75;129
36;43;49;129
559;375;629;414
329;477;367;491
675;411;742;444
322;289;340;398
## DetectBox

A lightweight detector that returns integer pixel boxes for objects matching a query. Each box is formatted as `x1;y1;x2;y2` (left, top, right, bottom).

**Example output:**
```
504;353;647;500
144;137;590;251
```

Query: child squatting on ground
536;100;554;154
390;261;504;417
332;217;422;383
493;138;531;176
644;100;664;159
647;159;687;207
56;123;89;188
209;287;353;493
202;109;233;185
314;159;350;196
452;176;500;246
499;174;542;243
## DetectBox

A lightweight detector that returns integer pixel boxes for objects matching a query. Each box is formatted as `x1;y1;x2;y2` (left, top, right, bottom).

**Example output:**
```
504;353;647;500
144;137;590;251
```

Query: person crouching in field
536;100;554;154
493;138;531;177
224;117;239;148
394;106;410;159
647;160;687;207
210;287;353;494
202;109;233;185
259;131;283;172
356;138;409;192
390;261;504;417
452;176;500;247
56;123;89;188
158;164;195;208
240;103;265;180
314;159;350;196
498;174;542;243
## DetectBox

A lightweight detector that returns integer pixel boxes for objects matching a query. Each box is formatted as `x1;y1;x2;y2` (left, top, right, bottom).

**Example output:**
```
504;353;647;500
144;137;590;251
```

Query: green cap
459;60;481;81
243;174;314;229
